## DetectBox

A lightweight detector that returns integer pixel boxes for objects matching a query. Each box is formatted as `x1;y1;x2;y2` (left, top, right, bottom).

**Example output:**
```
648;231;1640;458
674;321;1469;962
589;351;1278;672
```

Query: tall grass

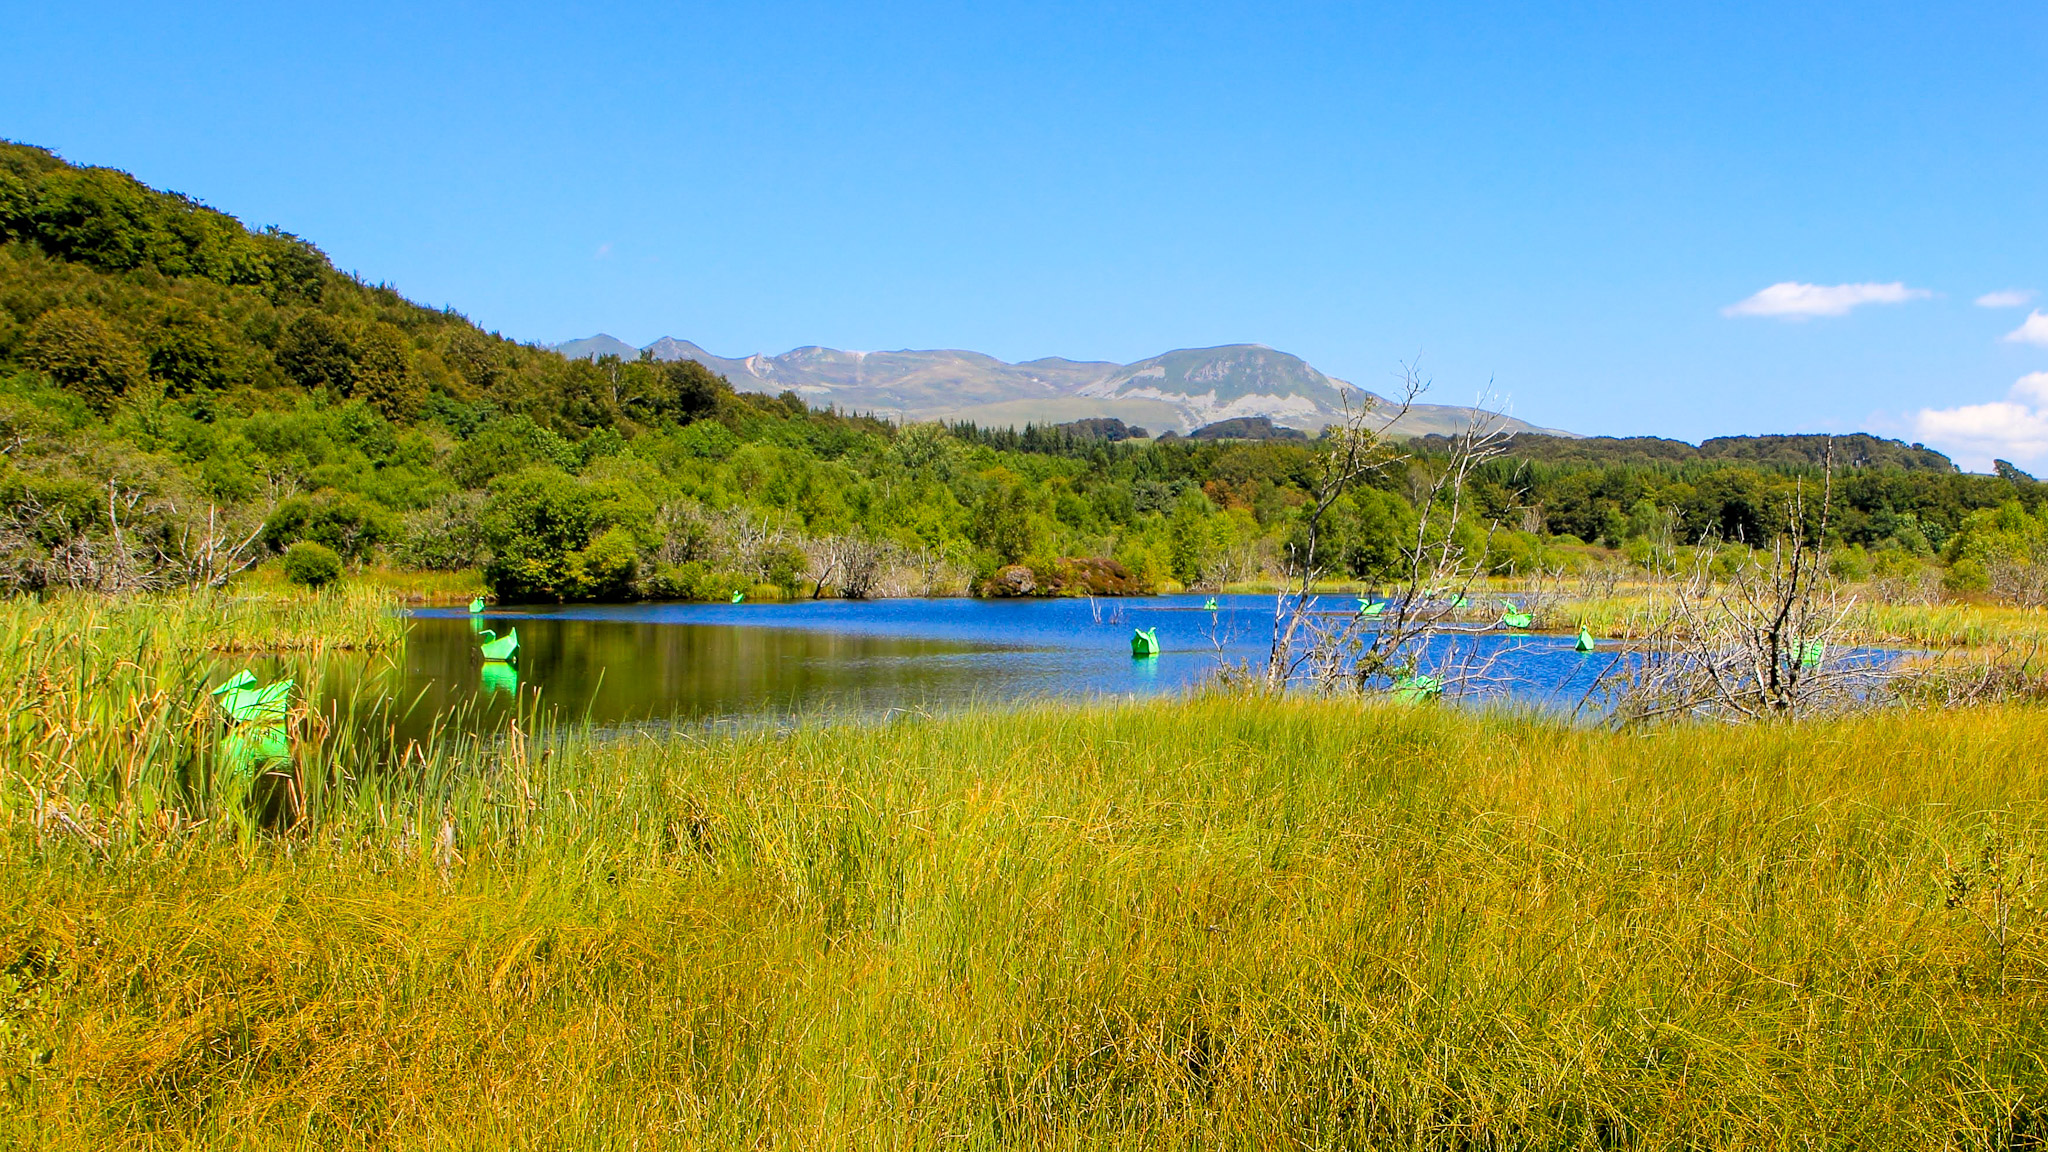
4;596;2047;1150
0;589;408;843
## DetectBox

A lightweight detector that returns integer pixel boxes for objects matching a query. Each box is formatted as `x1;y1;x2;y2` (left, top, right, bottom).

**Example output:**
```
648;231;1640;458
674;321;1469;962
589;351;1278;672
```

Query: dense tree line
0;139;2040;604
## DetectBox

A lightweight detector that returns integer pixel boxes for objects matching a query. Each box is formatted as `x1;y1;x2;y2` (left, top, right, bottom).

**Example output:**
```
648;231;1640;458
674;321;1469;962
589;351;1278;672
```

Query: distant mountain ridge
553;335;1576;438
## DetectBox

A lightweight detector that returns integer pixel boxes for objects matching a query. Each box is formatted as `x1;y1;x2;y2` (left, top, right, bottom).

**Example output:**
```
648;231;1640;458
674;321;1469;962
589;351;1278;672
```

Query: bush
1828;543;1873;582
639;561;751;601
281;540;342;588
261;492;392;564
1944;557;1991;595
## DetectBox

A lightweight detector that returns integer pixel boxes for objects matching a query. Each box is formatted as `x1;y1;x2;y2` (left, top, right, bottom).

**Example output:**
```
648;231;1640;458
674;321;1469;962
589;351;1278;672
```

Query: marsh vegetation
0;591;2042;1147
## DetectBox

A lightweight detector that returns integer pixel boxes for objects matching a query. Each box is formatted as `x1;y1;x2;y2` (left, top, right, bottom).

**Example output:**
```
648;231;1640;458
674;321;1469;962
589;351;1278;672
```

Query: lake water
362;594;1629;734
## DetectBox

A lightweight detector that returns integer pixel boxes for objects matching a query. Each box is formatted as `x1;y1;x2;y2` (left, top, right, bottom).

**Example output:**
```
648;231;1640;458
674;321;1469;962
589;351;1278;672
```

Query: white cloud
1912;372;2048;470
2013;371;2048;405
1976;289;2035;308
2003;310;2048;346
1722;281;1931;319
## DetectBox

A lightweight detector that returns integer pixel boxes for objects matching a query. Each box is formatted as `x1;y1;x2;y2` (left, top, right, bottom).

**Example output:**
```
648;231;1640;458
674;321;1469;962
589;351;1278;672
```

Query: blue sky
5;2;2046;464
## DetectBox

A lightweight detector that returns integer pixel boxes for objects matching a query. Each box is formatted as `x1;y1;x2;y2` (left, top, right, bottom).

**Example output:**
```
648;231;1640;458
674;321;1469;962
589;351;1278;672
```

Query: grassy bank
0;589;408;844
6;662;2048;1145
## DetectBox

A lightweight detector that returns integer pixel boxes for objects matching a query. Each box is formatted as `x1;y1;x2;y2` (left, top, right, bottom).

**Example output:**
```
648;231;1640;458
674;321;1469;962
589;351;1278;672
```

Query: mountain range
554;335;1576;438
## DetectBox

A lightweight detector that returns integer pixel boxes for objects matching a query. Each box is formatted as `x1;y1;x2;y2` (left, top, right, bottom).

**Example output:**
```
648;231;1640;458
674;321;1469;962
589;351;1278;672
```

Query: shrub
281;540;342;588
1944;557;1991;595
261;492;393;564
564;526;640;600
1829;543;1873;582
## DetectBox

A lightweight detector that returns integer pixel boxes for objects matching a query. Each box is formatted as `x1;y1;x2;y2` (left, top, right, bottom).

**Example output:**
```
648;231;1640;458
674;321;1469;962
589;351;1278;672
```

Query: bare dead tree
0;473;284;594
807;535;894;599
1261;365;1517;697
1262;374;1415;690
157;497;275;589
1597;441;1890;722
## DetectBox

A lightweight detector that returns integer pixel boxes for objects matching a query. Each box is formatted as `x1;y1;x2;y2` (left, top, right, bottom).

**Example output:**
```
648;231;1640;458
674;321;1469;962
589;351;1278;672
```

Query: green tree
261;492;392;565
1338;488;1416;581
147;306;243;394
354;323;425;421
274;313;358;394
442;328;507;394
449;417;578;488
972;483;1040;566
482;468;602;600
1168;491;1216;585
22;307;145;413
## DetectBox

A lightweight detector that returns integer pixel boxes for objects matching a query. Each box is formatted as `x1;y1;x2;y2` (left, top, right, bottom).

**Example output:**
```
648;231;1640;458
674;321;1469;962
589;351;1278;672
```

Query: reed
3;598;2046;1150
0;589;408;845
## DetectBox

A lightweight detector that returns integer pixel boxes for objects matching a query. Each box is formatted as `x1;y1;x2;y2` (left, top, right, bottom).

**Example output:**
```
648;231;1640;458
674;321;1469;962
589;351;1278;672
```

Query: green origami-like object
219;724;289;778
1391;674;1443;703
477;627;520;662
1131;627;1160;658
210;670;293;724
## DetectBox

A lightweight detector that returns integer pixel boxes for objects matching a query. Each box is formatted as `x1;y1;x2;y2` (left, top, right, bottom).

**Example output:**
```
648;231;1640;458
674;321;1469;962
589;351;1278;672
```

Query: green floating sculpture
1131;627;1161;658
731;590;746;604
468;596;486;614
480;660;519;696
211;671;293;778
1799;639;1825;667
1391;674;1443;703
1203;597;1219;611
219;724;289;778
478;627;520;662
210;670;293;725
1358;599;1387;616
1575;625;1597;653
1499;601;1533;629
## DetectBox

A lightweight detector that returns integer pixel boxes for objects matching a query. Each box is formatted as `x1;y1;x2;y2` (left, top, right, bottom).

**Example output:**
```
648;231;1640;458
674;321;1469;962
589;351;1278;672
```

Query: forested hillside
1;139;2043;604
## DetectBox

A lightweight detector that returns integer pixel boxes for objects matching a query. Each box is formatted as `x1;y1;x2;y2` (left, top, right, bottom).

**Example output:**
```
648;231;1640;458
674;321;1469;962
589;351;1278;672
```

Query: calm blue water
387;594;1630;731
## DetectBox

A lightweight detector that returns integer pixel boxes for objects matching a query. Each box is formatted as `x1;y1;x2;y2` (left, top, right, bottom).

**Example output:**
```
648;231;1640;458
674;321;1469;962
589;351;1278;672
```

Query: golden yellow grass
5;687;2048;1148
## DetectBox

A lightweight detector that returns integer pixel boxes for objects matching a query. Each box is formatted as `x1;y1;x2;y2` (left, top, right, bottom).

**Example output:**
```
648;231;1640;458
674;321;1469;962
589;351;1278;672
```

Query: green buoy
1575;626;1596;653
1499;601;1532;629
478;627;520;662
1131;627;1161;658
1203;597;1218;611
731;590;746;604
1358;599;1387;616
